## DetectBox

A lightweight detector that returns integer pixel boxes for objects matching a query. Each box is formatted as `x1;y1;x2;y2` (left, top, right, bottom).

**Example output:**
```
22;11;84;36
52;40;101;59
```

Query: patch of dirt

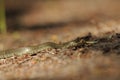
0;17;120;80
74;33;120;54
90;33;120;54
0;31;120;80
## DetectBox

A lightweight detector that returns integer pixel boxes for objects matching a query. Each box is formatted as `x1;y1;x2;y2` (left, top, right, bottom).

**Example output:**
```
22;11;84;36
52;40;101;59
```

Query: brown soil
82;33;120;54
0;19;120;80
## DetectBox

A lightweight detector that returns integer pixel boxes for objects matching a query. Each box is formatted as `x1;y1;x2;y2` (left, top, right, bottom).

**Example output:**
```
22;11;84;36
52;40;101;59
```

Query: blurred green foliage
0;0;7;34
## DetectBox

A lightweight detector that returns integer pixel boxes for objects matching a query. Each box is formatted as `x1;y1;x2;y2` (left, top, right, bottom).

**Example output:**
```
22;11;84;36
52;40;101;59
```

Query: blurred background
5;0;120;30
0;0;120;49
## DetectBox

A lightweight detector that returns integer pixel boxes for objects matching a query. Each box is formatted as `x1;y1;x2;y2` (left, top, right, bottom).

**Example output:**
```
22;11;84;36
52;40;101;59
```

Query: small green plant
0;0;7;34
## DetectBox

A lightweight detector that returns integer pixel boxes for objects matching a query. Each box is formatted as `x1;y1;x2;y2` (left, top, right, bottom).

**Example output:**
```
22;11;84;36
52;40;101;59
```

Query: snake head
62;34;92;49
63;38;80;49
74;37;81;43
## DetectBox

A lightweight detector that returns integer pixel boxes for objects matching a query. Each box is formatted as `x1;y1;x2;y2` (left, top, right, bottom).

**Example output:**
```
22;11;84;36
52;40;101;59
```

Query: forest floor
0;18;120;80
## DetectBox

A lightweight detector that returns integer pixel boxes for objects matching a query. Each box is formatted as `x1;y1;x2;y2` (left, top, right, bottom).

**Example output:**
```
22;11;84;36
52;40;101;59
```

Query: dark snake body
0;40;79;59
